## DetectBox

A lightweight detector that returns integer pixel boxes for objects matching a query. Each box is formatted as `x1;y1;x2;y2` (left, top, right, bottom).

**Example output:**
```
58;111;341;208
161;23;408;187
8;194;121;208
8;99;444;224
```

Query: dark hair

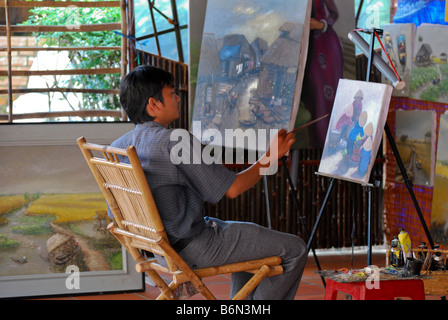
119;65;175;124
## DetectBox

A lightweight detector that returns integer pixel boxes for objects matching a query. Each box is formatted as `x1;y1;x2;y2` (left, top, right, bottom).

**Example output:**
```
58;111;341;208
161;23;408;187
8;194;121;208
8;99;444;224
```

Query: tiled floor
34;250;445;300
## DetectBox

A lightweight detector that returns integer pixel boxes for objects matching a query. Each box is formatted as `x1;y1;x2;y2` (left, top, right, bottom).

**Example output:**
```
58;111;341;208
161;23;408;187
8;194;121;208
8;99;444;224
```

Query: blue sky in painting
203;0;309;46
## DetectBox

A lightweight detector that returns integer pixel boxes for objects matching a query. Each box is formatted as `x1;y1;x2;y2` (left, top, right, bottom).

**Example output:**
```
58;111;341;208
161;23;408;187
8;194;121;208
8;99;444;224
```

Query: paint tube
398;228;412;259
390;236;403;267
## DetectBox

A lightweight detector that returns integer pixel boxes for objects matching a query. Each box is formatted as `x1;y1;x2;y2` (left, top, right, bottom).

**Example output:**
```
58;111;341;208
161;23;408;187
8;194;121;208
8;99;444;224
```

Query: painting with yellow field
0;192;122;277
394;109;436;187
431;113;448;246
25;193;107;223
0;122;142;298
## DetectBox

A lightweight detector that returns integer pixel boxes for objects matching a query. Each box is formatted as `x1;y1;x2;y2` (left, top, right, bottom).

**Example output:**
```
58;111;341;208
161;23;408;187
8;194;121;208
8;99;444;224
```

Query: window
1;0;126;123
134;0;188;63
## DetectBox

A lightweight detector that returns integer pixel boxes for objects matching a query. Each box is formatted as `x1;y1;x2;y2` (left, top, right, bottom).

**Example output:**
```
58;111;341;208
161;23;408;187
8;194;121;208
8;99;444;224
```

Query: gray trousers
177;217;308;300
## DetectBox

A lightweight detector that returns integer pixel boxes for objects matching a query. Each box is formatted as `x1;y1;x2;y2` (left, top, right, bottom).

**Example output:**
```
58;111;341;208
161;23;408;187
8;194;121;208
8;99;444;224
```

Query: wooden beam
0;88;119;94
5;0;13;122
0;110;123;121
0;68;121;76
0;46;121;52
0;23;121;33
8;1;121;8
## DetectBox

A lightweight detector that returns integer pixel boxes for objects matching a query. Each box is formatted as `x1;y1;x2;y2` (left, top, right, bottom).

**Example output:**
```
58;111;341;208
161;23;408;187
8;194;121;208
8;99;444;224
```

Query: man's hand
269;129;296;160
259;129;296;174
225;129;295;199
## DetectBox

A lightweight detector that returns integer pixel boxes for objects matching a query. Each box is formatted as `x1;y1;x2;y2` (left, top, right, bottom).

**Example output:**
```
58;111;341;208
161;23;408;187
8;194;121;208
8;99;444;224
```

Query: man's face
154;85;180;126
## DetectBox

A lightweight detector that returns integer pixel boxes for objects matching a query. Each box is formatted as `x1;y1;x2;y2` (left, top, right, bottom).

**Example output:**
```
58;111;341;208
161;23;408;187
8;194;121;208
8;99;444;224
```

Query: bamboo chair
77;137;283;300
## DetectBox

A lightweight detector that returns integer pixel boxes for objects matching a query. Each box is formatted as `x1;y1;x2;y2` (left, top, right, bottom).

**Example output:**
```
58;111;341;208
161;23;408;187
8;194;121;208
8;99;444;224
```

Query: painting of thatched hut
415;43;433;67
257;22;303;107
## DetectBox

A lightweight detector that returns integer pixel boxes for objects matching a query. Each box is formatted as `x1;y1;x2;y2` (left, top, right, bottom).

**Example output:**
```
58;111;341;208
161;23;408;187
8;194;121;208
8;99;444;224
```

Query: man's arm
225;129;295;199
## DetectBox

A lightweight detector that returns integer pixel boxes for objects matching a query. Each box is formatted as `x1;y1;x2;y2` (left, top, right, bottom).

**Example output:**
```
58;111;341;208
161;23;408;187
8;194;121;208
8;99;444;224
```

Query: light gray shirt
109;121;236;243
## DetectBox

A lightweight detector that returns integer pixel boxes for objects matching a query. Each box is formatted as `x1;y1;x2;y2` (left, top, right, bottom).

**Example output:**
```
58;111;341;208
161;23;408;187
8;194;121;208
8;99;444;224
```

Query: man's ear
146;97;160;117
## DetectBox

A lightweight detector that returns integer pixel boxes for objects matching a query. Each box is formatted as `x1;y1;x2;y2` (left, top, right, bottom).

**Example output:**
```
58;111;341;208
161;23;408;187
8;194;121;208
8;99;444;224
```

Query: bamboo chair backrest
77;137;178;271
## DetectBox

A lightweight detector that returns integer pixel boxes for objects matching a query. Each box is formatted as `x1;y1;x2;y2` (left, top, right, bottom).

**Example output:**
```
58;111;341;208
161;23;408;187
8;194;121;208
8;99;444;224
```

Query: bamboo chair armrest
136;259;183;275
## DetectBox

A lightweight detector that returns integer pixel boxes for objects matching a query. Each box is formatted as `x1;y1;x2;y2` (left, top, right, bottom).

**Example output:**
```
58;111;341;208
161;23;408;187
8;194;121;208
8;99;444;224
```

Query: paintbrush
289;113;330;134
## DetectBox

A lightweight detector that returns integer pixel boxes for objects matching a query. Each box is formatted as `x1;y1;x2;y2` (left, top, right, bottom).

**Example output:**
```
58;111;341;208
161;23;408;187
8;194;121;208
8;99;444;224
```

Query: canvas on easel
191;0;312;153
318;79;393;185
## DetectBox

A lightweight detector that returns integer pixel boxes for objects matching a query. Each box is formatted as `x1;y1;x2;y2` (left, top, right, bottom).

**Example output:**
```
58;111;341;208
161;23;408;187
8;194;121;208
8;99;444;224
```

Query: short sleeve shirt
109;121;236;243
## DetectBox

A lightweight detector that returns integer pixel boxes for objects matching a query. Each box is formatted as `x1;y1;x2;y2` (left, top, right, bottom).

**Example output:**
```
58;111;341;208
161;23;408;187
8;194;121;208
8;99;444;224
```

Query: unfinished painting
381;23;416;97
410;23;448;104
191;0;311;152
431;112;448;246
318;79;393;185
394;109;436;186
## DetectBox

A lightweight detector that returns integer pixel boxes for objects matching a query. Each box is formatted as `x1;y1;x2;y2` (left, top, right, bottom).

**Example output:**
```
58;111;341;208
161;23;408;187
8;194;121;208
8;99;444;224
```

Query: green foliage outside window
22;5;122;112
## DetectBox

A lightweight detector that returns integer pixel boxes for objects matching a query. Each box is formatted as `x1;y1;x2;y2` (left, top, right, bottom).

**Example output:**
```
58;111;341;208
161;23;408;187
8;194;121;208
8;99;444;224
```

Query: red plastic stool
324;278;425;300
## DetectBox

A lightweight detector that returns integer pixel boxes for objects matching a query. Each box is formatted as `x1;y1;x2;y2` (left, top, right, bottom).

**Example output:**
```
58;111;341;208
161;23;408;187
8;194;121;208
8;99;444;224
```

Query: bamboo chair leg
232;265;271;300
107;223;177;300
156;281;182;300
158;239;217;300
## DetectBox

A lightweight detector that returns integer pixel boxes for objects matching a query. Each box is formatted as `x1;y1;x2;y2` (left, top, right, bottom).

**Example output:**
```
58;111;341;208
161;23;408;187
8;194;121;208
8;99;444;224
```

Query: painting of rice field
0;192;121;277
0;137;125;277
0;122;141;298
394;109;436;187
431;113;448;246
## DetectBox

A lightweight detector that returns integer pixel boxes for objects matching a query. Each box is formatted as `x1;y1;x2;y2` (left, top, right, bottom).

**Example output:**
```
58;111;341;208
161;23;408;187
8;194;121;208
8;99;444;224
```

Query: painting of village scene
394;109;436;187
410;24;448;104
431;113;448;246
381;23;416;97
318;79;393;185
191;0;311;152
0;144;122;278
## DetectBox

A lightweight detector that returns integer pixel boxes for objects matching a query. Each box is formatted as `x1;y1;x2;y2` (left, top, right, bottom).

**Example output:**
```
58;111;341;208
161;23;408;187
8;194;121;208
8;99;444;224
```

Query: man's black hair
119;65;175;124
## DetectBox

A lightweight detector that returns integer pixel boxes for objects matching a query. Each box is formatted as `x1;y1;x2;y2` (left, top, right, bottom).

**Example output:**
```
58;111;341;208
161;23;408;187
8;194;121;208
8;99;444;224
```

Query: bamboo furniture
77;137;283;300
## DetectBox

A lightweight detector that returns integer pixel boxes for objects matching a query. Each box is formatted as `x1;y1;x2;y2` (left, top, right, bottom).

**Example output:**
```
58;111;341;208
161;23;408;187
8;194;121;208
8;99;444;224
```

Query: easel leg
366;185;373;266
263;175;272;229
307;177;336;251
281;156;326;286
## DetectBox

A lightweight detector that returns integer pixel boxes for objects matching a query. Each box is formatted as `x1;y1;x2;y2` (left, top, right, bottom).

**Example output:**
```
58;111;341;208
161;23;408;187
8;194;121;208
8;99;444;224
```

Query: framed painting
191;0;312;153
394;109;436;187
0;122;144;298
431;112;448;246
318;79;393;185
